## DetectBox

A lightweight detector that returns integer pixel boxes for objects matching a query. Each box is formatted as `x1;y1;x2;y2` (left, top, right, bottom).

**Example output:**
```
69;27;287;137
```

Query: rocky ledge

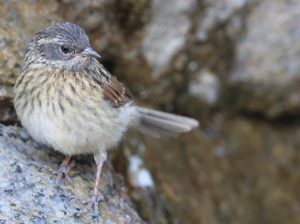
0;124;144;223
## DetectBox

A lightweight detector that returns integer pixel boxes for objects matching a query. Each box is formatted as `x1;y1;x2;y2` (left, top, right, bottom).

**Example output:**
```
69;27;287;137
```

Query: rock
0;124;144;223
228;0;300;118
196;116;300;224
196;0;249;42
141;0;195;79
121;115;300;224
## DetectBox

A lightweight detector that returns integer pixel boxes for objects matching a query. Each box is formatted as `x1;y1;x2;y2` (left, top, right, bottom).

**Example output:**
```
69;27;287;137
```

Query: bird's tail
135;107;199;138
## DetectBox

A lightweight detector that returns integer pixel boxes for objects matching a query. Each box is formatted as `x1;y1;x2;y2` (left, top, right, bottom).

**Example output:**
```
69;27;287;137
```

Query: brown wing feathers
103;76;133;107
120;86;133;105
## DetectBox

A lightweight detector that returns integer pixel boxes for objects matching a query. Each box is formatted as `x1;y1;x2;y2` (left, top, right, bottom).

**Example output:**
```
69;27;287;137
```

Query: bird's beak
73;47;101;58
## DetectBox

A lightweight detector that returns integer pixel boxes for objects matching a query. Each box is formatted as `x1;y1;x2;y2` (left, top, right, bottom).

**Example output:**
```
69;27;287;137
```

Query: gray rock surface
229;0;300;117
141;0;195;79
0;124;143;223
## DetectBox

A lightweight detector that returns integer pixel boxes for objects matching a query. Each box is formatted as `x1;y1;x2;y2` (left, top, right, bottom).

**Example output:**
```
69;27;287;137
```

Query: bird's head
26;22;100;71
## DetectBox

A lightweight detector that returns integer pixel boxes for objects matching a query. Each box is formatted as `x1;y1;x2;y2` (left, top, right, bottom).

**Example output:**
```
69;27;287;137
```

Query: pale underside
21;98;138;156
14;63;139;160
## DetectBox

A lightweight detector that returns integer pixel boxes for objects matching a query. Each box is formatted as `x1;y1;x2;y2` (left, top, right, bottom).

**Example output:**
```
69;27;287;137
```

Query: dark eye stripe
61;45;70;53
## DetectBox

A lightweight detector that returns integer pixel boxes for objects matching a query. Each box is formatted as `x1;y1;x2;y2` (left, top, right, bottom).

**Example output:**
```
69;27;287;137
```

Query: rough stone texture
2;0;300;223
141;0;195;79
228;0;300;118
0;124;143;223
118;116;300;224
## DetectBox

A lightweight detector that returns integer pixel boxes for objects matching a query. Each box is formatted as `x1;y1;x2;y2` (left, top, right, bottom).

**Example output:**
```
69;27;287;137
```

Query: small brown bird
13;22;199;216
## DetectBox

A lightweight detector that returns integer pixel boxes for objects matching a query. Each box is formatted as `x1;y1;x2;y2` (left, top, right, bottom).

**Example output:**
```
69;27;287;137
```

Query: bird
13;22;199;216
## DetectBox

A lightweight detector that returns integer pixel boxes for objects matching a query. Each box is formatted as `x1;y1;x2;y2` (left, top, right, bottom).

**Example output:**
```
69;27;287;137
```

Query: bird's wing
102;76;133;107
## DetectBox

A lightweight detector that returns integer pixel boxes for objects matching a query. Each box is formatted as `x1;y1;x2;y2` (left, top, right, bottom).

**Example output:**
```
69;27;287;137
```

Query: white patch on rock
128;155;154;188
189;68;220;105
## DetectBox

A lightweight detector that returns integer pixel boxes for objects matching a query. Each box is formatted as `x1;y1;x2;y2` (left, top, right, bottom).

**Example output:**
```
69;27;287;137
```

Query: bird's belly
18;100;138;156
21;108;102;155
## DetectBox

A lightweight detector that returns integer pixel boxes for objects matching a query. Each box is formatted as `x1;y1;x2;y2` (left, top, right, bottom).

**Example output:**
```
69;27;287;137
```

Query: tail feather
135;107;199;138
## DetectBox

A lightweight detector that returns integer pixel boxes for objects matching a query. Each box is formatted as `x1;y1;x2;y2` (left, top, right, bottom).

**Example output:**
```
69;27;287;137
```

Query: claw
39;164;56;173
72;193;105;217
40;156;75;187
69;195;79;202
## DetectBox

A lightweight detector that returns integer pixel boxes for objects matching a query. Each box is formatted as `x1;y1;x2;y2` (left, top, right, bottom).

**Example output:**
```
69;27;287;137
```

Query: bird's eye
61;45;70;53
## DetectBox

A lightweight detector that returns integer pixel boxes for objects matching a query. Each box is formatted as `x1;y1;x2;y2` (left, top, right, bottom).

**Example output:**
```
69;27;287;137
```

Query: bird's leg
39;155;75;187
104;161;114;188
72;160;105;217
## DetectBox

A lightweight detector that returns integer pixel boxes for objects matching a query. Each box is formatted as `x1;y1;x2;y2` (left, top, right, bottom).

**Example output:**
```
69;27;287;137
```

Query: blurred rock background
1;0;300;223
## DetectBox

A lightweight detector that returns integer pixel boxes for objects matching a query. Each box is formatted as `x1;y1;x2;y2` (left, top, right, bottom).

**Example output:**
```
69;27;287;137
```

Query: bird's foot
39;159;75;187
70;193;105;217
